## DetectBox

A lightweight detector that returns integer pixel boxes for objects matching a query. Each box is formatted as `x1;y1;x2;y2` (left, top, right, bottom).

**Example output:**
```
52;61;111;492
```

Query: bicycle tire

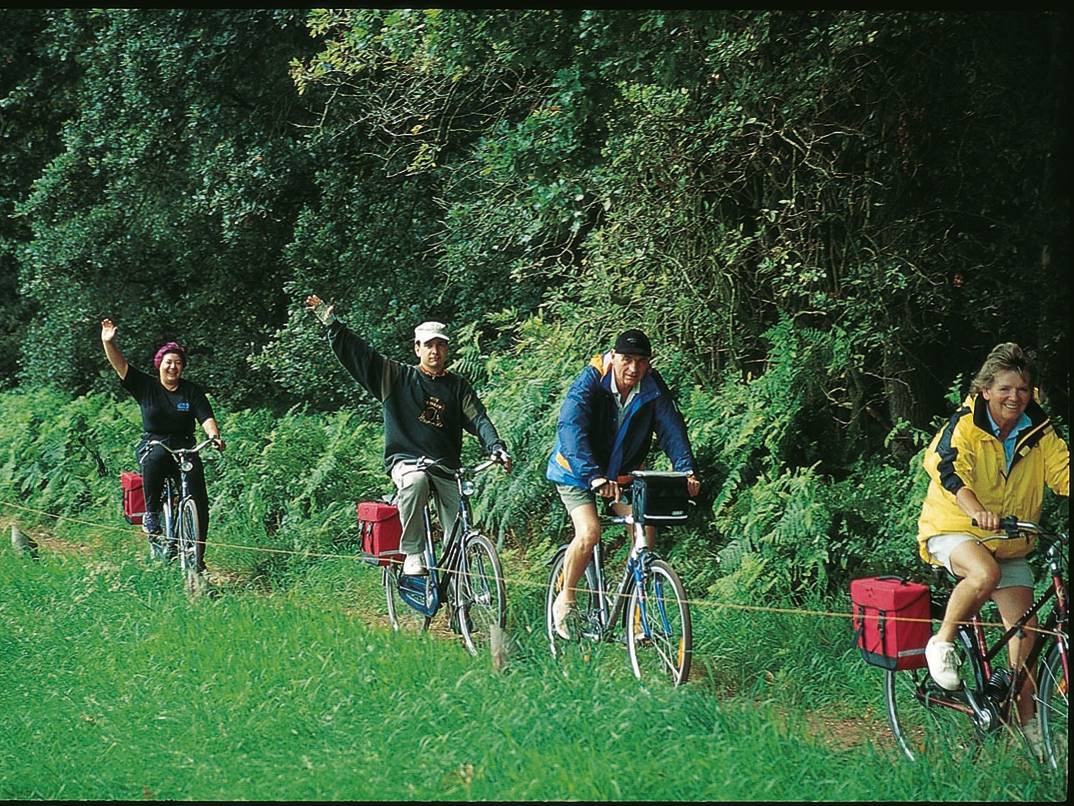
1037;640;1068;772
145;481;174;562
176;497;199;575
626;558;691;685
456;532;506;657
384;565;431;633
884;627;987;762
545;548;601;657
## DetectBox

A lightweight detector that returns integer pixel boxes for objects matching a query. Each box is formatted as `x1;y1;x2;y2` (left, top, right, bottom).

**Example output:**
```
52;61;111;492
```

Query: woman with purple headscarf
101;318;225;573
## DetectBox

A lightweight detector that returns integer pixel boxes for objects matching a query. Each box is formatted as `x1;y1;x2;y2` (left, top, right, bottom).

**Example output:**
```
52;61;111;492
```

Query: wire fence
2;497;1065;639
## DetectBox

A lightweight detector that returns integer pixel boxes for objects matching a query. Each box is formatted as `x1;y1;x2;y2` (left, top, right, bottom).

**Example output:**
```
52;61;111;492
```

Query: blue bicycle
545;471;693;685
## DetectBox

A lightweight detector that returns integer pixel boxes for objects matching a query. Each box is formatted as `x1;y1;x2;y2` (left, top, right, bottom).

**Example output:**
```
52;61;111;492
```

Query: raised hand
305;294;336;326
101;318;118;343
100;318;128;378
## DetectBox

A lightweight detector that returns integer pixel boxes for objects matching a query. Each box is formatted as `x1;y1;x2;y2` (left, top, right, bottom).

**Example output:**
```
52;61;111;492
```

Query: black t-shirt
120;365;215;444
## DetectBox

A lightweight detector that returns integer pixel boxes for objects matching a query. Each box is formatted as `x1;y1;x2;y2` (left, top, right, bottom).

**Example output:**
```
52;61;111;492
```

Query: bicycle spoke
177;499;199;576
1037;643;1068;771
545;550;601;656
884;633;986;762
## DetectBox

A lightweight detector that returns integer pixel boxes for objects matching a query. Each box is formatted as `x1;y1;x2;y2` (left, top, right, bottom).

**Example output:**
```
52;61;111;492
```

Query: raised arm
305;293;394;400
100;318;129;379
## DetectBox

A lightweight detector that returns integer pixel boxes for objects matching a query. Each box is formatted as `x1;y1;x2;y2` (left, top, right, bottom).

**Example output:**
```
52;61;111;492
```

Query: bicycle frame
578;514;667;642
139;438;216;570
914;523;1068;726
389;457;498;618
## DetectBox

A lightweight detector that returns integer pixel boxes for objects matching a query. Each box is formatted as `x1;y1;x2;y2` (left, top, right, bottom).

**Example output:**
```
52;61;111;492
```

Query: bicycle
138;438;218;580
382;455;507;657
884;517;1068;770
544;471;693;685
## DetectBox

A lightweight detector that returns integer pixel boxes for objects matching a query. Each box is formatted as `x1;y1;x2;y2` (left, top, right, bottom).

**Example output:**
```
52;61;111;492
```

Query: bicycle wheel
626;558;691;685
545;548;601;657
884;628;988;762
176;498;199;575
384;564;430;633
1037;641;1068;772
456;533;506;657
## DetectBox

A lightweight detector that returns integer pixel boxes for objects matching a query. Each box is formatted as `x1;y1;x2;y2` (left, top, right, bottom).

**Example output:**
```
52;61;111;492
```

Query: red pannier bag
356;501;403;567
850;576;931;670
120;471;146;525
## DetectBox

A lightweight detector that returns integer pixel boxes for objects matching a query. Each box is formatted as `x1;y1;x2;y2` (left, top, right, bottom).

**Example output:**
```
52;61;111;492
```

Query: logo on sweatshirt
419;396;445;429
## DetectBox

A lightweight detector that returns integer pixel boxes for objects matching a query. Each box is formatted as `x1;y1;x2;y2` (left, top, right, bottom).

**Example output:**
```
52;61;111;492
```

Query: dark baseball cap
613;329;652;357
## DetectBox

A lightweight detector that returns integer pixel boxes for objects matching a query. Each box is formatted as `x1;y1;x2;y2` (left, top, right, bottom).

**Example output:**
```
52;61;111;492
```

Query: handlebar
971;515;1068;546
408;454;505;480
139;438;220;461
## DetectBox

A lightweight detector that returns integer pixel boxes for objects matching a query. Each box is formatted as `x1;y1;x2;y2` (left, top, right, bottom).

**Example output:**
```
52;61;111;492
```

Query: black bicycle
884;517;1068;770
138;438;217;581
545;471;693;685
383;455;507;657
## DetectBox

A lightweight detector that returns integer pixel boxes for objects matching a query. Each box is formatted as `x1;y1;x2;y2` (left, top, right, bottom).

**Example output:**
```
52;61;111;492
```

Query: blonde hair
969;342;1035;397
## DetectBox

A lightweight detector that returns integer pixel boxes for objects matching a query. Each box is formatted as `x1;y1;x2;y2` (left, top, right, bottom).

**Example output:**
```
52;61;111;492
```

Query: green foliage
462;313;592;544
1;9;1069;604
0;387;387;582
11;9;317;406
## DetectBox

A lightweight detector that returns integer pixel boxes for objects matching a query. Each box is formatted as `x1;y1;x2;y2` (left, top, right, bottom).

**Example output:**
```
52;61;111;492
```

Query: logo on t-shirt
177;401;190;412
418;396;445;429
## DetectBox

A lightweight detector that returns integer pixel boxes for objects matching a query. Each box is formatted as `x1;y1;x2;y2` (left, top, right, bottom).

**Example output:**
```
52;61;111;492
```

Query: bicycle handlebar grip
971;514;1024;536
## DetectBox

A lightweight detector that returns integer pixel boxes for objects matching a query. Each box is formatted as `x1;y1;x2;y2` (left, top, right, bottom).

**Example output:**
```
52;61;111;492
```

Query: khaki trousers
390;461;460;556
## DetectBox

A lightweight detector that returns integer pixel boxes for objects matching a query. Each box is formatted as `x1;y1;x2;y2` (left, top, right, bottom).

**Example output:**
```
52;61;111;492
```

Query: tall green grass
1;545;1064;801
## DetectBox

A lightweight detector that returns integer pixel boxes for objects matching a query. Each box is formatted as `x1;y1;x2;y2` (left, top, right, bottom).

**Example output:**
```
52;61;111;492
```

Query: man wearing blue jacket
546;328;700;638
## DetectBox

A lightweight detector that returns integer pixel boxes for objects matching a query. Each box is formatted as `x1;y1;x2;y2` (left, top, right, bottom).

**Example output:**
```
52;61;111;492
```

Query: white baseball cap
414;321;450;344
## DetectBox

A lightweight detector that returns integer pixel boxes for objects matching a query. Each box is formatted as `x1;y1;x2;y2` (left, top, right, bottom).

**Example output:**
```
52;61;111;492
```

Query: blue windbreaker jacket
545;352;696;489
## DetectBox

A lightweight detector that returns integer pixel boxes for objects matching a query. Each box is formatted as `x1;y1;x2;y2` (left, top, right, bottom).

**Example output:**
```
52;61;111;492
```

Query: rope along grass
1;498;1064;638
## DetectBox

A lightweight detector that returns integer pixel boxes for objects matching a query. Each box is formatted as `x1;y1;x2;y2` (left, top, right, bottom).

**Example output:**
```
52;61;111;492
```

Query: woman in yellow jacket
918;342;1068;749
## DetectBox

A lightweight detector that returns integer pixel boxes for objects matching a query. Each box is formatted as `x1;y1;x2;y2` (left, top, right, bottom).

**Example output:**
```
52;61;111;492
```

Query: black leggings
138;440;210;568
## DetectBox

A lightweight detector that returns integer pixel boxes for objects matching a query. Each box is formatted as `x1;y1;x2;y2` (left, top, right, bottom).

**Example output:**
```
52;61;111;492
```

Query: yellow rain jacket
918;394;1069;563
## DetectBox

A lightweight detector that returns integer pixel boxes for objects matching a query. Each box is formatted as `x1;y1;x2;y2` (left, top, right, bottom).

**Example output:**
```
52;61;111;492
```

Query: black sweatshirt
326;320;504;472
120;365;214;445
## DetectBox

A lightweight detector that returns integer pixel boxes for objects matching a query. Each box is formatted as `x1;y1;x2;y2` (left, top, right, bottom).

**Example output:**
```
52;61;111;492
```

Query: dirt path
2;515;94;556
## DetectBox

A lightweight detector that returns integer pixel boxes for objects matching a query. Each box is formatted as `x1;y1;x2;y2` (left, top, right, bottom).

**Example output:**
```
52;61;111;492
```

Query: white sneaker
1021;717;1044;761
552;591;573;640
925;636;962;690
402;553;426;576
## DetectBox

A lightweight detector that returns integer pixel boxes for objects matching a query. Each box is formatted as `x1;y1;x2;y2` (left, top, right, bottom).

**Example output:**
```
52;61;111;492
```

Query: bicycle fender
546;545;569;566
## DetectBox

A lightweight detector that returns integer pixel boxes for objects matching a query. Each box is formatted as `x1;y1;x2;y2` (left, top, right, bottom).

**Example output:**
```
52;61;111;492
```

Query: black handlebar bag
631;471;690;525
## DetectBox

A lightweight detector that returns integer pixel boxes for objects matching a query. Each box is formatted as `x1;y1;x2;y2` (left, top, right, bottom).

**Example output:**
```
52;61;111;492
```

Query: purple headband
153;342;187;369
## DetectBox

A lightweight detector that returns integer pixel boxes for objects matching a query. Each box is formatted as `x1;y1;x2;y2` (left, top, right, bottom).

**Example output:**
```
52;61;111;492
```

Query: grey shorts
556;484;596;514
926;533;1035;589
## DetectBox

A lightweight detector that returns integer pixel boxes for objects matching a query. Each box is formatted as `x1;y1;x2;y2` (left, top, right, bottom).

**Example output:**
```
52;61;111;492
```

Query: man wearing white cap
306;294;511;575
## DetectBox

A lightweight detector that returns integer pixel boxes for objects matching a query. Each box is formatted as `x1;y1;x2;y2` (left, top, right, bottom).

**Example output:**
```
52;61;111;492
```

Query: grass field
0;515;1066;801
